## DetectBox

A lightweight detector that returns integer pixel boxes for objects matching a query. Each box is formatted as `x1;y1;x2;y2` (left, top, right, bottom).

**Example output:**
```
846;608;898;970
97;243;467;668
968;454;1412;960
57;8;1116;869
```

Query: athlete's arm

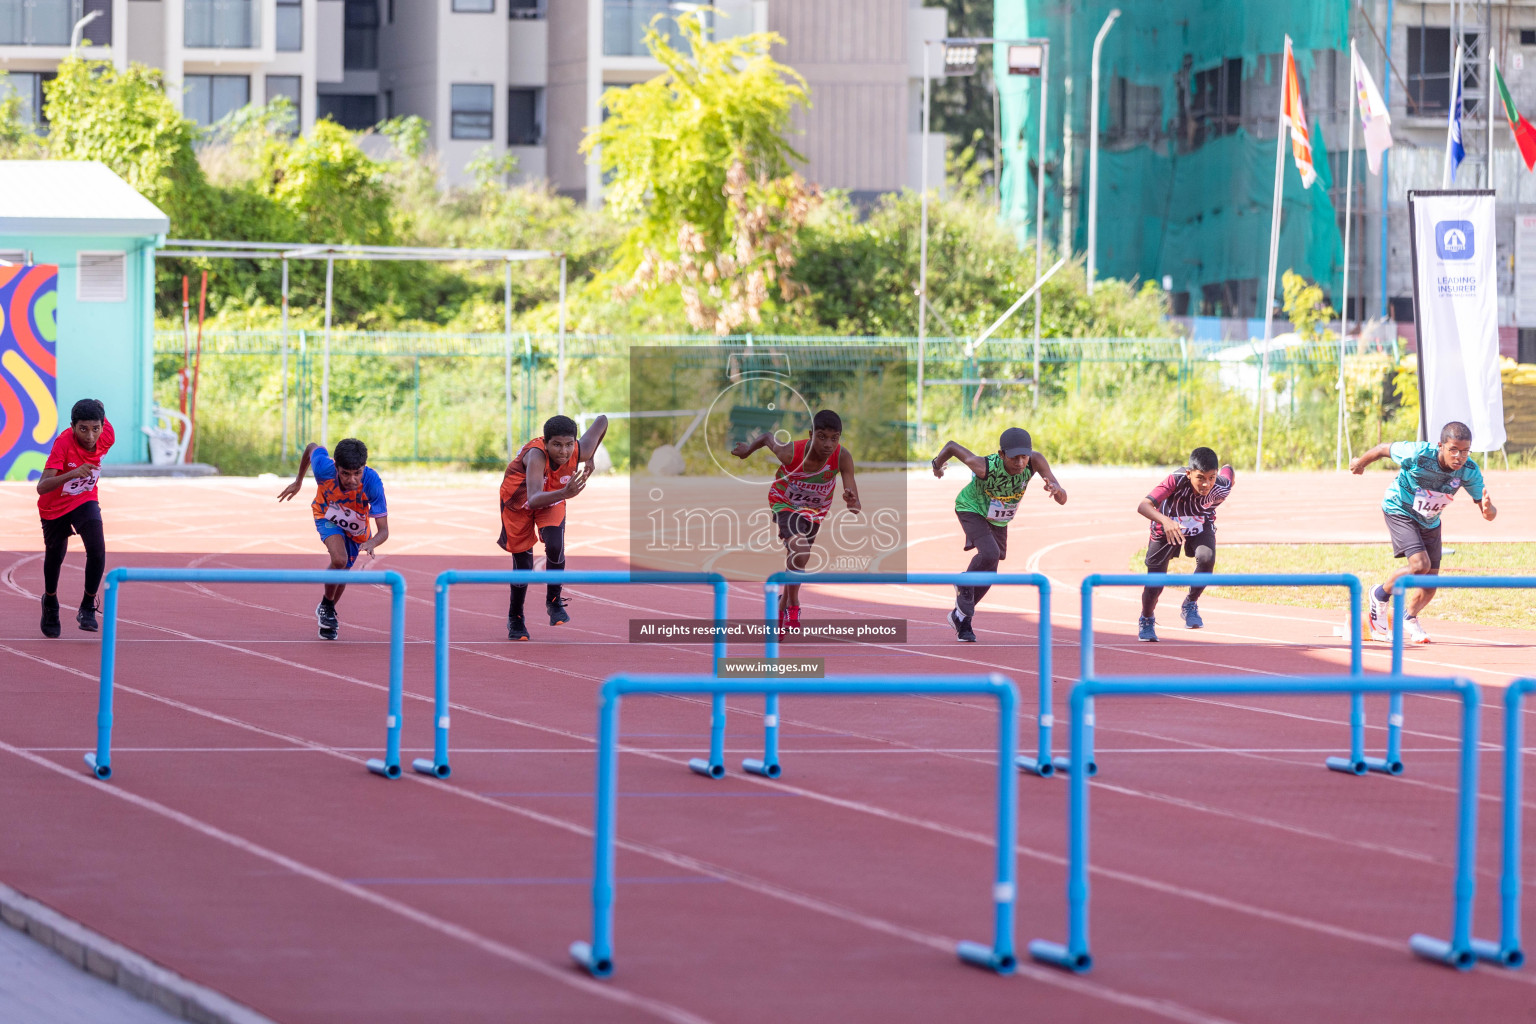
731;433;795;466
578;415;609;471
1479;493;1497;521
1030;452;1068;505
1348;443;1392;475
930;441;987;478
35;464;95;495
277;443;320;501
361;517;389;555
838;449;862;514
1137;498;1186;539
523;448;587;509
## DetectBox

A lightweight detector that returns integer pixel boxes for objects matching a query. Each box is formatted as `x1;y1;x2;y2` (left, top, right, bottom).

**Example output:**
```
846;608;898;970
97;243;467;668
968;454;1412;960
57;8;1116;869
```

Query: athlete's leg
508;548;535;617
40;517;69;597
1187;525;1215;602
322;533;351;604
1141;537;1176;618
541;524;566;605
956;515;1003;618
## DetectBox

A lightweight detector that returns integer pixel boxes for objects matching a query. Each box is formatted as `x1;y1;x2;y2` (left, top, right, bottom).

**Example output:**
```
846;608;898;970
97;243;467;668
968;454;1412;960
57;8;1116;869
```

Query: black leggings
41;501;106;601
508;524;566;616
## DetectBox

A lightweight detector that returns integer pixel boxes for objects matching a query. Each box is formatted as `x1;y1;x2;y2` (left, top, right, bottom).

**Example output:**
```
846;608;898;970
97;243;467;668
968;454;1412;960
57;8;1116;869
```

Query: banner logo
1435;220;1475;260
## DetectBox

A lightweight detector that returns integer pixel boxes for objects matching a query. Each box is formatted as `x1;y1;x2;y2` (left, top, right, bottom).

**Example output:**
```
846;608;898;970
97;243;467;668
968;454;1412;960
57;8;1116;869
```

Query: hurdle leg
415;582;453;778
743;693;782;778
1326;692;1369;776
85;573;121;780
1030;687;1094;972
960;685;1020;974
1051;697;1098;777
366;579;406;779
688;692;727;779
1473;682;1528;968
572;690;620;977
1409;687;1480;970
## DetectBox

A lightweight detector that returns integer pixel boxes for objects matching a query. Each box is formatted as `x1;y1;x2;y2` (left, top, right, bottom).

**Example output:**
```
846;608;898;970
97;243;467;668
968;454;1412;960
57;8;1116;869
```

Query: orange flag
1282;36;1317;188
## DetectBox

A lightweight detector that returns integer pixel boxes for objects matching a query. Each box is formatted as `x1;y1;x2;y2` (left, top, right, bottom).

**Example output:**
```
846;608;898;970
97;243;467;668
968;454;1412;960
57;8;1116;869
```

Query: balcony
185;0;261;50
603;0;691;59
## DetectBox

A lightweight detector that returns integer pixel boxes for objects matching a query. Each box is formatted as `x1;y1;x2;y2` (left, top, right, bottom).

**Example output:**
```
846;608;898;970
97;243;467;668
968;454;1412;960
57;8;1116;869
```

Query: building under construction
998;0;1536;357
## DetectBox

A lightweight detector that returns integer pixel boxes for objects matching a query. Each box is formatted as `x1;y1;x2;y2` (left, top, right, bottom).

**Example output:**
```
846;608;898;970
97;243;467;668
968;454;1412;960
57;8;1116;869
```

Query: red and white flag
1282;36;1317;188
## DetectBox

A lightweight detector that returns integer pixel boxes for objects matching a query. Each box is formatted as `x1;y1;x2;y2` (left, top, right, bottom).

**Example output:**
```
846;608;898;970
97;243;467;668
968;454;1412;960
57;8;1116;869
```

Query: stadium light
1007;44;1044;76
944;43;980;76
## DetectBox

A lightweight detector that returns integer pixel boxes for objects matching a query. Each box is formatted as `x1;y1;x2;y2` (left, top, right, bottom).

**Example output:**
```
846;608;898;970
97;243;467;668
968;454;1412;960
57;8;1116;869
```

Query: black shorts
775;510;820;546
1385;512;1442;569
957;511;1009;560
41;500;103;547
1145;520;1215;572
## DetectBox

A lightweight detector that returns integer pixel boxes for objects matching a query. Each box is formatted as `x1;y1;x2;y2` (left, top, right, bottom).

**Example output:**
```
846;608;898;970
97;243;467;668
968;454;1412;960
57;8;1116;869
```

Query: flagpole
1339;40;1358;473
1443;43;1464;187
1489;49;1498;192
1258;37;1290;475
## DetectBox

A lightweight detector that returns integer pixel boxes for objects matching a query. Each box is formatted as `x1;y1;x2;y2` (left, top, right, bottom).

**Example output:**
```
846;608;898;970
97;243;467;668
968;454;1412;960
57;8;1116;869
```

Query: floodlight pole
1032;42;1049;410
558;255;568;415
1086;9;1120;296
280;257;289;458
505;257;515;459
322;254;333;448
917;42;932;449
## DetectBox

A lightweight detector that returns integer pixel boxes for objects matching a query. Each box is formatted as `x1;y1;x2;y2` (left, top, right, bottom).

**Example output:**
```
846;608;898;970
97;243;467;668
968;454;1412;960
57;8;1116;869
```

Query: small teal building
0;161;166;472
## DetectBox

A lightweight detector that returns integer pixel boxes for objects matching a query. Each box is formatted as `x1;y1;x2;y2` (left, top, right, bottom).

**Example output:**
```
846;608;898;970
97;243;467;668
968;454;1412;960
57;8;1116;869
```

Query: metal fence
155;330;1399;467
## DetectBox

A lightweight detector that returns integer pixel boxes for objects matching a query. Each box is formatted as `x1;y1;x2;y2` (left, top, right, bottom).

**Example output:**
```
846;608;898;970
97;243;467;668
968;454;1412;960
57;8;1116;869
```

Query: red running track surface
0;469;1533;1023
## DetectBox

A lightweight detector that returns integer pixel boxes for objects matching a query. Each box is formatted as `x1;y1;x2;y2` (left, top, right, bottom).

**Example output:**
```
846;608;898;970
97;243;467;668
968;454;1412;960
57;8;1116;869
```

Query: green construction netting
995;0;1348;316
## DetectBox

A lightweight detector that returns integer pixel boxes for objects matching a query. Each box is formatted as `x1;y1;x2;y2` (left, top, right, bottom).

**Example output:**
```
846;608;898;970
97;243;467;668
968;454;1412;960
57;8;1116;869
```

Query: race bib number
986;498;1018;523
62;468;99;496
1173;515;1204;536
323;503;366;533
1412;488;1453;518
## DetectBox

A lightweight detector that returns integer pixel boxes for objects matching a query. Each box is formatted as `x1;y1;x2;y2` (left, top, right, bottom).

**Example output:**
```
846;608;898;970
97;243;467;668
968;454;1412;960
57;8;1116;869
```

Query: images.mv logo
1436;220;1475;260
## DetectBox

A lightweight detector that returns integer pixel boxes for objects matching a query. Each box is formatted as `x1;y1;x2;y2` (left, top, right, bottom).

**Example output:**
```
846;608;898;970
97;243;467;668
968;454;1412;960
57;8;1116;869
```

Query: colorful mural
0;265;59;481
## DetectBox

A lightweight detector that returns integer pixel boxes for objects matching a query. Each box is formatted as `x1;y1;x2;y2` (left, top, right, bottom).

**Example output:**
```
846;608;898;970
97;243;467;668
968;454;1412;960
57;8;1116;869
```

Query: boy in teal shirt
1350;421;1496;643
931;427;1067;642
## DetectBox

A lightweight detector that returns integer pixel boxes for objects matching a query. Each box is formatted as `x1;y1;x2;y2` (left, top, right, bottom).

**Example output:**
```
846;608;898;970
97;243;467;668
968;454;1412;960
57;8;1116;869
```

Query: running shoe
76;596;99;633
1181;599;1203;629
1137;616;1158;642
547;596;570;626
786;606;801;631
40;594;60;639
1367;589;1391;642
316;600;339;641
1403;616;1431;645
947;607;976;643
507;614;529;641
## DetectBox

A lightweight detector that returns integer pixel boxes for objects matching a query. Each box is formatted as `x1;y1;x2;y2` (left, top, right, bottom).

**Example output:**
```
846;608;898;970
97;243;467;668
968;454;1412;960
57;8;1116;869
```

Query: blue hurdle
1028;674;1483;974
755;572;1054;778
1081;574;1382;775
1474;678;1531;969
1386;575;1536;776
85;566;407;780
428;570;729;779
569;673;1021;978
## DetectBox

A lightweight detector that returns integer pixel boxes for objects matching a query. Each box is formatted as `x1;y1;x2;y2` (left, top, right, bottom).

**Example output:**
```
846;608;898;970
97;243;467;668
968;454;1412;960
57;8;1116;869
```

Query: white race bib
1412;488;1453;519
62;469;99;496
1173;515;1204;536
324;503;365;532
987;498;1018;523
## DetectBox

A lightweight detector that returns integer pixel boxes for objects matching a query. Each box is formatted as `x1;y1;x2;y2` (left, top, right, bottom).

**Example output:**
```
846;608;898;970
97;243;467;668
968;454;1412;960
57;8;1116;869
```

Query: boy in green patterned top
931;427;1067;642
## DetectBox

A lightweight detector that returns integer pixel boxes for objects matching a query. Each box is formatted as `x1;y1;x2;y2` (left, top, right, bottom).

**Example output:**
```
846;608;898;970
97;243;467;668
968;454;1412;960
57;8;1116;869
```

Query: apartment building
0;0;339;131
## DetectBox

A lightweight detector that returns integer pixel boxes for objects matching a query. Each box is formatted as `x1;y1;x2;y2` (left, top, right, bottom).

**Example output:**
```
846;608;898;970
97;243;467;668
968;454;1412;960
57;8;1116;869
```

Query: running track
0;468;1532;1023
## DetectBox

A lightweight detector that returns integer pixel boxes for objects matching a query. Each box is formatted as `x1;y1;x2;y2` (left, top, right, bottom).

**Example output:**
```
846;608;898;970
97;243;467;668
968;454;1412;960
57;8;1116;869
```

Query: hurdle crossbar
1081;573;1378;775
1387;575;1536;777
1028;674;1481;974
428;570;729;779
85;567;407;780
757;572;1054;778
570;673;1021;978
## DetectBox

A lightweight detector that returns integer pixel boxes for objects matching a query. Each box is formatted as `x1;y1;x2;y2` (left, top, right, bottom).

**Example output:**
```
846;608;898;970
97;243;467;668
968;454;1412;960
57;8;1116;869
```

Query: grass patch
1129;542;1536;631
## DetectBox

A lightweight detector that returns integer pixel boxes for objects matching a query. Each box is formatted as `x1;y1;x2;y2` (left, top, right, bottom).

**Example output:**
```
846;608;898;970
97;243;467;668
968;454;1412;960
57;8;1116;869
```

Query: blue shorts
315;520;361;568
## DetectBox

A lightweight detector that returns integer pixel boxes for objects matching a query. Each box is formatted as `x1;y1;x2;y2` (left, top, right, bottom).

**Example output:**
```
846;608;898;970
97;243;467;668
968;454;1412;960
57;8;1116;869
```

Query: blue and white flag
1445;44;1466;184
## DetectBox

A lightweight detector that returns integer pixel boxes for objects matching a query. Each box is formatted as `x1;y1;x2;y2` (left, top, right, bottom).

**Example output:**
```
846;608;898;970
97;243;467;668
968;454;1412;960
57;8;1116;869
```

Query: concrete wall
379;0;440;144
546;0;590;199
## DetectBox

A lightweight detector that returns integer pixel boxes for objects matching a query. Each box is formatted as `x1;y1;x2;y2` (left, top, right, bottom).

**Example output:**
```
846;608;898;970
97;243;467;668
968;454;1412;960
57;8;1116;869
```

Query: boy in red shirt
35;398;114;637
498;414;608;641
277;437;389;640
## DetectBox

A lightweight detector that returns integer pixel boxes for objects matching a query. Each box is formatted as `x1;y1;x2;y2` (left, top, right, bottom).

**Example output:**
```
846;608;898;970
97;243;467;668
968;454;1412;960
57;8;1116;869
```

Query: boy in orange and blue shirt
277;437;389;640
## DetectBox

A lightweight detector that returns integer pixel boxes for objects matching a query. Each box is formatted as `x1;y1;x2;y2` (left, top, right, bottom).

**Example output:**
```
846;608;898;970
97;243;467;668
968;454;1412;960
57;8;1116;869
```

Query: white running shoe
1367;590;1391;642
1403;616;1431;645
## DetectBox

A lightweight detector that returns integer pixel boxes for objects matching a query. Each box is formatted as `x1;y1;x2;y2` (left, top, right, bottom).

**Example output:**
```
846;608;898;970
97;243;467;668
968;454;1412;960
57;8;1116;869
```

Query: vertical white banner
1408;192;1506;450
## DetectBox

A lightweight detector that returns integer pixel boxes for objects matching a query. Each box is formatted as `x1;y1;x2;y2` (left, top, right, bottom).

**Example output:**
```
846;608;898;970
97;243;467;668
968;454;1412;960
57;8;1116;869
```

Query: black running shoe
507;615;529;641
947;606;976;643
547;597;570;627
40;594;60;639
316;600;339;641
76;596;99;633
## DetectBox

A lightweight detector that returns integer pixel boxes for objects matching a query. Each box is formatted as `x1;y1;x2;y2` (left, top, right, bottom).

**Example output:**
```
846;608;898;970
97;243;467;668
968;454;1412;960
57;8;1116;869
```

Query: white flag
1351;47;1394;175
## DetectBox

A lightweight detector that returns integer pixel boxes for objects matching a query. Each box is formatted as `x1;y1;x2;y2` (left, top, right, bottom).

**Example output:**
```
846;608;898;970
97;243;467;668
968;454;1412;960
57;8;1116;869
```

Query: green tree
582;10;816;333
1281;269;1336;343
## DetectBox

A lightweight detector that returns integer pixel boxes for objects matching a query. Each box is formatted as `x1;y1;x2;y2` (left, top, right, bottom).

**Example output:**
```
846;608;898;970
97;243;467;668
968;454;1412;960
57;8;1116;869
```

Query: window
317;93;378;129
382;89;393;120
276;0;302;51
509;0;544;17
453;0;495;10
344;0;379;70
185;0;259;48
1199;279;1258;319
507;87;542;144
451;84;494;139
1107;77;1161;145
1406;28;1478;116
77;252;126;303
604;0;684;57
183;74;251;126
0;71;51;127
0;0;68;45
1182;58;1242;149
266;75;301;132
1523;29;1536;47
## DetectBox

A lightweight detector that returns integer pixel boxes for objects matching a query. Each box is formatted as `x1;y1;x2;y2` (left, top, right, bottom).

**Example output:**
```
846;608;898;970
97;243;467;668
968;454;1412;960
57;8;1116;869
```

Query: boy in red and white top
732;409;861;631
1135;446;1235;642
35;398;115;637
